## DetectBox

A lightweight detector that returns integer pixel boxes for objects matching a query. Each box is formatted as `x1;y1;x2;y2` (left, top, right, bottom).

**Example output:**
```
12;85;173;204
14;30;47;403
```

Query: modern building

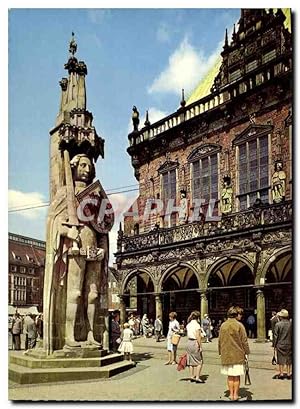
8;233;45;315
115;9;292;340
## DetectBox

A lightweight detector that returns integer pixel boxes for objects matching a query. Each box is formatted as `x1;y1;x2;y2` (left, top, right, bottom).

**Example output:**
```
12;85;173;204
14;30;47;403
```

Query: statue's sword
62;149;82;256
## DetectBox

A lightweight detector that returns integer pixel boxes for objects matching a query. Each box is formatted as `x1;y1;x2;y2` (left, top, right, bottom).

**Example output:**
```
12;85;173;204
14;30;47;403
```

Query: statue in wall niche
179;189;188;224
221;176;233;214
272;160;286;203
132;105;140;131
44;152;113;353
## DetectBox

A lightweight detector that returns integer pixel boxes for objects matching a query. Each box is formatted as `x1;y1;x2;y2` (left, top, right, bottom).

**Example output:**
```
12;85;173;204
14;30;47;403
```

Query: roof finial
180;88;186;108
232;23;236;39
69;32;77;56
144;110;150;127
224;28;228;47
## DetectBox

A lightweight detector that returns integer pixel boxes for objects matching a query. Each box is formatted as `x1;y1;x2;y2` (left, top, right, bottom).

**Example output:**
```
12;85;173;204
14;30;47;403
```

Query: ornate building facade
115;9;292;340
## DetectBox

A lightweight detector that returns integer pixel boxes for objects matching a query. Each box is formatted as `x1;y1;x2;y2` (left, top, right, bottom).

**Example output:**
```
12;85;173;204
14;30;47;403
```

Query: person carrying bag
245;357;251;386
171;333;181;346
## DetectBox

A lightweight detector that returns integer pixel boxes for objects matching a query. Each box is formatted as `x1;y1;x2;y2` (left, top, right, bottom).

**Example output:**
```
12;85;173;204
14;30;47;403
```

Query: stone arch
204;255;254;288
158;262;201;292
120;268;154;294
259;246;291;282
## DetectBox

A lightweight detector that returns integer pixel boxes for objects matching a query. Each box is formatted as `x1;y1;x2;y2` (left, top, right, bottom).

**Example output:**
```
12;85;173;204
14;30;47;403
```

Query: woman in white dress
165;311;180;365
218;306;250;401
118;323;134;361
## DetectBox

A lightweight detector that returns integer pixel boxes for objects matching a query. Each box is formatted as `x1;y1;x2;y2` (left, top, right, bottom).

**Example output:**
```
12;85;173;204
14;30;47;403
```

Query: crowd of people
10;305;292;397
9;312;43;351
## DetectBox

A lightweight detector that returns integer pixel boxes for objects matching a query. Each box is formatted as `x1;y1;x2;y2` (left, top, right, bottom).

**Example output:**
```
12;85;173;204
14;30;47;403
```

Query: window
29;268;35;274
26;255;35;263
162;169;176;202
192;153;219;214
20;267;26;274
246;60;258;73
237;134;269;210
229;69;241;82
262;49;276;64
11;265;17;272
162;169;177;227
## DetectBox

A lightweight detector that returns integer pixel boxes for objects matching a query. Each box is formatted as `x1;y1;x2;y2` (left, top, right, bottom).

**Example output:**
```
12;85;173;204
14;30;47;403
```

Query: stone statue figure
132;106;140;131
179;190;188;224
272;161;286;203
43;152;111;354
221;176;233;214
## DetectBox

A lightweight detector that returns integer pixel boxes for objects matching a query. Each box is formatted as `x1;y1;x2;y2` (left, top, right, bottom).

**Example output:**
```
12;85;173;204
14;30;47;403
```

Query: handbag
177;352;187;371
244;359;251;385
116;337;122;344
171;333;181;346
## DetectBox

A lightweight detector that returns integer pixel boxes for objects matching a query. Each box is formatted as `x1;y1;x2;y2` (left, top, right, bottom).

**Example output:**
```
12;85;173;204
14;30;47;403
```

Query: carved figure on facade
220;176;233;214
179;189;188;225
271;160;286;203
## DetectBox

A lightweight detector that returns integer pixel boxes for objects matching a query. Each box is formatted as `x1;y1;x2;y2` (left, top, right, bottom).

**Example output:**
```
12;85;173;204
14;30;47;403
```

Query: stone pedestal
9;348;135;384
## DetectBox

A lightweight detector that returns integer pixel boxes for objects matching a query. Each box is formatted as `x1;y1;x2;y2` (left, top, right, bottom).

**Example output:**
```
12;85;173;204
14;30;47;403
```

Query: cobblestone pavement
9;336;293;401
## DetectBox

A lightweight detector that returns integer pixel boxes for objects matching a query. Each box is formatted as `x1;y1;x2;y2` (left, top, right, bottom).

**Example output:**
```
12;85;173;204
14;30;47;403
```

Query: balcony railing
117;201;292;253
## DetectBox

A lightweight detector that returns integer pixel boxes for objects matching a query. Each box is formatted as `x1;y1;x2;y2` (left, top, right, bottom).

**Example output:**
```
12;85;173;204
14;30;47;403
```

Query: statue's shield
75;180;114;233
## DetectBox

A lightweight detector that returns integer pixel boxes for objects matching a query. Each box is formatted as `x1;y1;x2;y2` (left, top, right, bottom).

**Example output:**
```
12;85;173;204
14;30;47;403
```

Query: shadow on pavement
224;387;253;401
132;352;153;363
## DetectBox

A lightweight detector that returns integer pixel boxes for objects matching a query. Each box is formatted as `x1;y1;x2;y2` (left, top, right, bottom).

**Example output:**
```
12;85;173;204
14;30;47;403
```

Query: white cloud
87;9;111;24
8;190;47;220
127;107;168;133
156;22;172;43
148;36;221;97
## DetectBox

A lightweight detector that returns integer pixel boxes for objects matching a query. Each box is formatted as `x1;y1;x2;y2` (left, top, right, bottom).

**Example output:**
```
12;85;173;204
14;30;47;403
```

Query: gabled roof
9;240;45;266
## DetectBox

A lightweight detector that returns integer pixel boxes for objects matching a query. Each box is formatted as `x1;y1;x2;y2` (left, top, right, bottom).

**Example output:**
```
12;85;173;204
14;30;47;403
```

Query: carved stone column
256;288;267;342
155;293;163;318
119;295;126;326
200;291;208;321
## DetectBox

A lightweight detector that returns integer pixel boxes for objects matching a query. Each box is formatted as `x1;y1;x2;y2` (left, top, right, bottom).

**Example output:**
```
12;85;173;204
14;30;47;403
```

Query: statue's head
275;160;283;171
70;154;95;184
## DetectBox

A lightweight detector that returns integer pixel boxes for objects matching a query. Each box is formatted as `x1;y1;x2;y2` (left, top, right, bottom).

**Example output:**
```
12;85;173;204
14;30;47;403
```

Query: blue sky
8;8;241;261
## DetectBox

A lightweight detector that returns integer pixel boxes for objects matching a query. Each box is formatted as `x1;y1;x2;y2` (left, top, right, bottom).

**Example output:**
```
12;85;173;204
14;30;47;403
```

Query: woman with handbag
165;311;180;365
218;306;250;401
186;311;204;383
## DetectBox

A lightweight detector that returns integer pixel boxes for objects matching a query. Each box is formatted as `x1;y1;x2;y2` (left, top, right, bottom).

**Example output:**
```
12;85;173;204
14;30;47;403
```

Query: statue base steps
9;351;135;384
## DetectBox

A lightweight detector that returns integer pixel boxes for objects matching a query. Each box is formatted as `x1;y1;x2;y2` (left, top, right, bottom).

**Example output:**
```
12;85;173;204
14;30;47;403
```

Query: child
118;323;134;361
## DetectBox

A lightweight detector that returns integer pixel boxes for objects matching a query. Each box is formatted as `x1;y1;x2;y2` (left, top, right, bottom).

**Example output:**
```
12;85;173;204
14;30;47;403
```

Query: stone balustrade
128;57;291;147
117;201;292;253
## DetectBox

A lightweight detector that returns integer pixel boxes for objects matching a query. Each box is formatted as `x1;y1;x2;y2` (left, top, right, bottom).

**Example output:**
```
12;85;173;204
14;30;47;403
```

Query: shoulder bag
245;358;251;385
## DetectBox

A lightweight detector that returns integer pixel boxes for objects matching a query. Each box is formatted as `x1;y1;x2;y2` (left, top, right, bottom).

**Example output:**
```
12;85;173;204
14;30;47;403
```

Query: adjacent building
8;233;45;315
115;9;292;340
